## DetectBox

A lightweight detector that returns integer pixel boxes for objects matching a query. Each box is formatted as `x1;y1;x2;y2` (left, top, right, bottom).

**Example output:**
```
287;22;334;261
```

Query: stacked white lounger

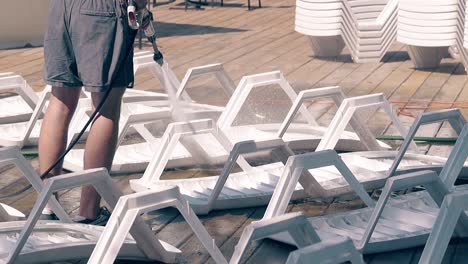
397;0;458;68
296;0;398;63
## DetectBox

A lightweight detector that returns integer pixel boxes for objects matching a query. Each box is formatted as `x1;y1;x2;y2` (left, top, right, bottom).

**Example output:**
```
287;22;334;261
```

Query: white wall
0;0;49;49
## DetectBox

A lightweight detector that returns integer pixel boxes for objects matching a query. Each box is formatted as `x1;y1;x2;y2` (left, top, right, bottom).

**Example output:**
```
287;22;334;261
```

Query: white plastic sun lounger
241;114;468;257
68;71;390;174
0;147;227;263
90;190;364;264
129;96;466;215
0;170;179;263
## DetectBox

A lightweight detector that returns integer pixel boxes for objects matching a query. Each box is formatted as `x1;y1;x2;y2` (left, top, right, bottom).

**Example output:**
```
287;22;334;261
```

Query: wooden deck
1;0;468;263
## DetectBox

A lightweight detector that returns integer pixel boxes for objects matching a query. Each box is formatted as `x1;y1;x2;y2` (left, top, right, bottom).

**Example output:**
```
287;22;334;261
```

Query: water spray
128;1;186;121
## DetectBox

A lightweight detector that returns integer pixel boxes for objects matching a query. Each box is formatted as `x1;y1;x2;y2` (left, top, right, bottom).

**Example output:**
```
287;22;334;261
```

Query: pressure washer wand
127;1;164;65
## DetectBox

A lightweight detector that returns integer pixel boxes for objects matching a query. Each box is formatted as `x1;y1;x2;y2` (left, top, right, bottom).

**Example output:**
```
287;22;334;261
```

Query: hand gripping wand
127;1;164;66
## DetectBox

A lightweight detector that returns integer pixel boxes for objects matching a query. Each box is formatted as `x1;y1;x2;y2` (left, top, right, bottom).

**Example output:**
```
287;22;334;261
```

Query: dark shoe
39;213;59;221
73;207;111;226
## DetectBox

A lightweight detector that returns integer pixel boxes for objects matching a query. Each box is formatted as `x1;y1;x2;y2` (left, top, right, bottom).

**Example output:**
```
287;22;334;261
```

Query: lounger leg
407;46;448;69
308;36;345;57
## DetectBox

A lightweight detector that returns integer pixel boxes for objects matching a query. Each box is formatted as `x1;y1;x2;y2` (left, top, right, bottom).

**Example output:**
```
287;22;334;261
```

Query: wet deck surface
1;0;468;263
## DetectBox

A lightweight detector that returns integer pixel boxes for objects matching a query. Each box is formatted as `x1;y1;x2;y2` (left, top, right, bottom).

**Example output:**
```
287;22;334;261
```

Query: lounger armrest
317;93;412;151
358;170;448;250
230;212;320;264
387;109;466;177
286;237;364;264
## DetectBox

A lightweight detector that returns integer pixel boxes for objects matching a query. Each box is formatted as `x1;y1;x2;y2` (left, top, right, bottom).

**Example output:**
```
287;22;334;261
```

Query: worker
39;0;148;225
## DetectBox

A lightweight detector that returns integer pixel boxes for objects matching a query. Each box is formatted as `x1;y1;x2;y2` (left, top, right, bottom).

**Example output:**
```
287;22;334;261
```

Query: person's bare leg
38;86;81;213
39;87;81;179
79;87;125;219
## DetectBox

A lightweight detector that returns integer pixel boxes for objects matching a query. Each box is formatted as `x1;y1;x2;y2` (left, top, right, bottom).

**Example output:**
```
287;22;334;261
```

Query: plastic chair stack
397;0;459;68
295;0;345;57
295;0;398;63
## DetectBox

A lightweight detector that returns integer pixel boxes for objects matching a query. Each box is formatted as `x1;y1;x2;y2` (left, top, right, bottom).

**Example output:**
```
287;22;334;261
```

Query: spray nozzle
127;0;164;66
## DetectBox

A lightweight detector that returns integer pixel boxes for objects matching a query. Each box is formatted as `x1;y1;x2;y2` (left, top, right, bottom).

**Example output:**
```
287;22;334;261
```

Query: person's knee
50;86;81;118
91;88;125;121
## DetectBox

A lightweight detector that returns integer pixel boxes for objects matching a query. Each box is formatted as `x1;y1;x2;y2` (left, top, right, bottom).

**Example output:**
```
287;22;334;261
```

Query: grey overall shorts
44;0;137;92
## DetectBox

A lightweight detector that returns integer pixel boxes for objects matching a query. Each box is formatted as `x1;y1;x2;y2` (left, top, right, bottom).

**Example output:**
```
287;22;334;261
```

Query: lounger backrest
217;71;318;130
279;87;386;151
386;109;467;186
316;93;415;152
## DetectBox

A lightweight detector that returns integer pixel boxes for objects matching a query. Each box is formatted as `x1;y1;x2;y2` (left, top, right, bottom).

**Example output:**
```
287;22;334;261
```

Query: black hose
0;87;113;200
